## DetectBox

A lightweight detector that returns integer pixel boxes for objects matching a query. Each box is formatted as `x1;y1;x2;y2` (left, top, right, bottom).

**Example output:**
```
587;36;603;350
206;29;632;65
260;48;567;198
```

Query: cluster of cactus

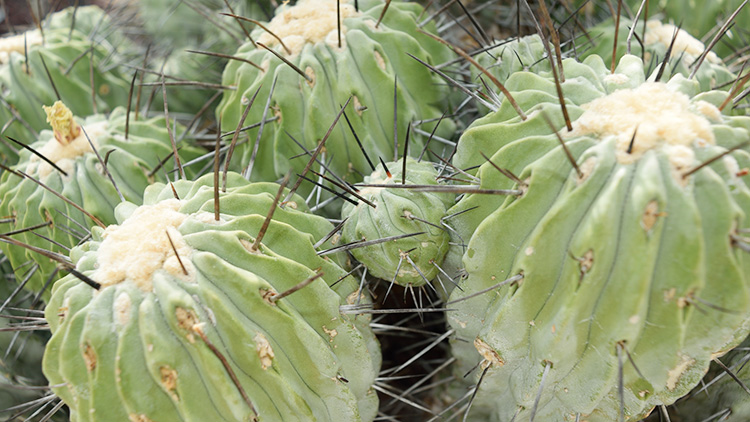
0;1;749;421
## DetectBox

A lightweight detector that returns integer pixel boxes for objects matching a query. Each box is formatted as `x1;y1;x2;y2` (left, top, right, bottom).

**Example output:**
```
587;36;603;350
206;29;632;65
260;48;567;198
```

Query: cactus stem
446;273;524;305
5;136;68;176
682;140;750;179
37;53;61;102
186;49;263;72
15;169;105;228
192;324;259;418
689;0;748;80
269;271;324;303
250;173;289;252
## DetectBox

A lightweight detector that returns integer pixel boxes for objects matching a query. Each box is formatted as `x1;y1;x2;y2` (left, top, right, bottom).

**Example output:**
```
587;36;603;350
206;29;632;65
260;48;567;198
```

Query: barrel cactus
42;172;380;421
217;0;456;191
447;53;750;421
340;157;453;292
0;5;132;154
0;101;200;298
582;17;737;93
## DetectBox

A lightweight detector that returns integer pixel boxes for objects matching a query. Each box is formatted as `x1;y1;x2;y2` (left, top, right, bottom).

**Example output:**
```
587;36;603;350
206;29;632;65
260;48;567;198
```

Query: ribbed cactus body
447;54;750;421
0;103;200;298
340;157;453;289
42;173;380;422
0;6;132;154
217;0;456;192
582;18;737;93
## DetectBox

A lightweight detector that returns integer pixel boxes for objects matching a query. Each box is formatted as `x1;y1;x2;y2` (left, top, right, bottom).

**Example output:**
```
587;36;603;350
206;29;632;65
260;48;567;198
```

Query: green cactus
581;17;737;93
0;101;201;299
340;157;454;291
217;0;456;194
446;53;750;421
0;6;133;159
42;172;380;422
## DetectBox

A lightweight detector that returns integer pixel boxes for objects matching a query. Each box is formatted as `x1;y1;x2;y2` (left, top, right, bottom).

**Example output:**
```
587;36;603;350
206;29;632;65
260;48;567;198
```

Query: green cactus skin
446;54;750;421
0;6;132;155
581;17;737;93
217;0;456;192
42;172;380;422
668;335;750;422
340;157;453;290
0;103;201;299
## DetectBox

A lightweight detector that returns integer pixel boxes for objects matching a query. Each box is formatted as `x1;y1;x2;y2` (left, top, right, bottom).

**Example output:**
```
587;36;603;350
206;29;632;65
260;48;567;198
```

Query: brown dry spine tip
270;271;324;303
251;172;290;252
378;156;392;178
222;13;292;55
682;140;750;179
375;0;393;28
160;366;179;401
186;49;263;72
541;111;581;178
416;28;526;120
192;323;259;417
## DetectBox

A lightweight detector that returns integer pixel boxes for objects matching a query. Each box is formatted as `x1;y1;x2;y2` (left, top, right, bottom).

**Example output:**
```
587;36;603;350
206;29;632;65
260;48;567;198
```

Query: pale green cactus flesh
340;157;453;289
0;6;132;154
581;17;737;93
446;54;750;421
0;102;201;298
217;0;456;191
42;172;380;422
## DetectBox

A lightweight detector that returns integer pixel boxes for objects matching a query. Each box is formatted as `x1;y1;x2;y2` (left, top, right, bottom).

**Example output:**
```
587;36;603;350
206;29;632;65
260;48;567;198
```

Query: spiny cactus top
43;173;381;422
447;54;750;421
582;17;737;93
0;6;132;156
217;0;456;193
0;101;200;298
340;157;453;290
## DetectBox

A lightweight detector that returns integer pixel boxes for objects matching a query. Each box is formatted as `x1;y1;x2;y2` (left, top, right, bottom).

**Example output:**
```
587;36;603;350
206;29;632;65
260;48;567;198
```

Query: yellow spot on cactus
666;355;695;390
175;307;199;343
160;366;179;401
323;326;338;342
44;101;81;145
255;333;275;370
258;0;361;56
82;343;96;371
641;200;662;232
374;50;386;70
93;199;193;291
129;414;154;422
474;337;504;368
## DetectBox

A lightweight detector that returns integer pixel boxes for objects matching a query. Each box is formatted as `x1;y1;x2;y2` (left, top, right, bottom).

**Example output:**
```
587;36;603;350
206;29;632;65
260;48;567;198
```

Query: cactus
217;0;456;192
42;172;380;422
0;101;200;298
582;17;737;93
0;6;133;158
446;53;750;421
340;157;454;291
